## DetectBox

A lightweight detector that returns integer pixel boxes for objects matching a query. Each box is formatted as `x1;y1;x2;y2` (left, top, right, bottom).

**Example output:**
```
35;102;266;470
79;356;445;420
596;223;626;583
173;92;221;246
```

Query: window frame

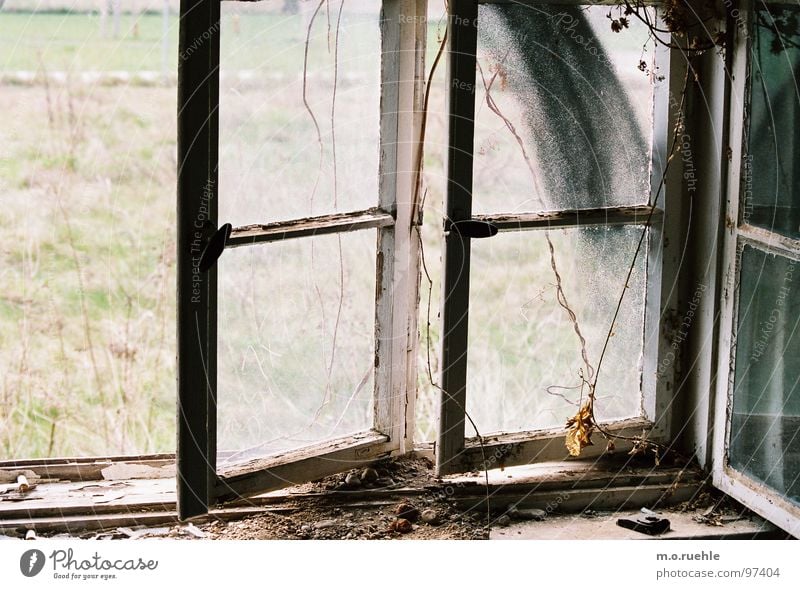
711;0;800;538
435;0;688;475
176;0;427;519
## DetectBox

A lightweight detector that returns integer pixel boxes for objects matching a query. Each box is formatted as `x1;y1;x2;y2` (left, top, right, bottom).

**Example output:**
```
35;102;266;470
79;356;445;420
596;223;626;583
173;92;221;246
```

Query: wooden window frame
435;0;689;475
176;0;427;519
711;0;800;538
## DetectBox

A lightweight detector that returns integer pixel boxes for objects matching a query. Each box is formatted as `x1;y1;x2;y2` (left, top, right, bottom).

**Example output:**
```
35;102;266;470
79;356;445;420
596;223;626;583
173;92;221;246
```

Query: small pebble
391;518;413;534
314;520;337;530
394;502;420;522
421;509;439;525
514;508;546;521
360;467;379;483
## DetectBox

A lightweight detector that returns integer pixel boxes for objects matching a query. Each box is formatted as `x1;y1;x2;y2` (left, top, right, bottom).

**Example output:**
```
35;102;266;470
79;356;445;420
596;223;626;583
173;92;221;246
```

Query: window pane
465;226;647;434
216;231;377;466
744;4;800;239
218;0;381;226
473;4;655;213
730;245;800;505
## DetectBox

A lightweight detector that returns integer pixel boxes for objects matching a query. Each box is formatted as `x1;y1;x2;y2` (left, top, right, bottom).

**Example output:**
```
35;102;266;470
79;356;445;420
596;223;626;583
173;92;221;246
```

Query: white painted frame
437;2;689;473
711;0;800;538
212;0;427;500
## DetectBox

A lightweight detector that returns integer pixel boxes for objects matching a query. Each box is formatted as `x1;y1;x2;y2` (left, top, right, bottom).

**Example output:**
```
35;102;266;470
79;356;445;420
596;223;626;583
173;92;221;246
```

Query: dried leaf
565;401;594;457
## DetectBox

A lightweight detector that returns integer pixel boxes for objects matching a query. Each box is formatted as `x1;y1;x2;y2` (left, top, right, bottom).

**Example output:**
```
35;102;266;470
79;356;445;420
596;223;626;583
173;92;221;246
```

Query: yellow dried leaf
565;401;594;457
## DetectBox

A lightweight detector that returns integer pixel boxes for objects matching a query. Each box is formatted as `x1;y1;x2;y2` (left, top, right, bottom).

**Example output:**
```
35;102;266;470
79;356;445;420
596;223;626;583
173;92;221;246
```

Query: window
7;0;798;540
713;0;800;537
433;0;685;474
176;0;426;518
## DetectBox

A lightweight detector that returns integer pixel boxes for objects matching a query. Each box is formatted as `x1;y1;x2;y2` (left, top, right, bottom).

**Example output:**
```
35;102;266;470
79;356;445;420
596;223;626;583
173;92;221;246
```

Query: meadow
0;4;651;459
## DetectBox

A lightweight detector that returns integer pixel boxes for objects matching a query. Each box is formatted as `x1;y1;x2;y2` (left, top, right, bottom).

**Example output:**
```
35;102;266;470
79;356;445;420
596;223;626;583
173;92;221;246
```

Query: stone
421;509;440;525
496;514;511;527
394;502;420;522
513;508;547;521
391;518;413;534
314;520;337;530
360;467;379;483
344;473;361;488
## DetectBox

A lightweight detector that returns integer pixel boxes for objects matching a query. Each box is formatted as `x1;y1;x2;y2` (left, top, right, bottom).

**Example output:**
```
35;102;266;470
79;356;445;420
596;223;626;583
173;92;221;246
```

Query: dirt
132;457;489;540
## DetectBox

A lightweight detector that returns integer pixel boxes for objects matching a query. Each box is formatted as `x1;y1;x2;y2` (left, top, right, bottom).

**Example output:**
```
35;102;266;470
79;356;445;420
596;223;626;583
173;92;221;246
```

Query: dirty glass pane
730;245;800;506
216;231;377;466
744;4;800;239
465;226;646;434
218;0;381;227
473;4;655;213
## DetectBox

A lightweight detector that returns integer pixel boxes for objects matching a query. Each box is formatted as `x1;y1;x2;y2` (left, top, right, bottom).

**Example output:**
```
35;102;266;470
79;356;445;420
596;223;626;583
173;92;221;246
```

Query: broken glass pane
474;4;655;213
218;0;381;227
216;230;377;465
730;245;800;506
465;226;647;435
744;3;800;239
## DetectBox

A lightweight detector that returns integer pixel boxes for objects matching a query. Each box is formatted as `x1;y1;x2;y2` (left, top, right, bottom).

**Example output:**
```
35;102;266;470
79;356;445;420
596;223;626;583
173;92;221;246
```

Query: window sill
2;455;773;539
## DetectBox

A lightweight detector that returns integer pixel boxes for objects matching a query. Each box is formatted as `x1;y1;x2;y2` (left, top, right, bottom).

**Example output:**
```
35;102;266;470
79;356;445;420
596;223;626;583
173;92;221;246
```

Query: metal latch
199;223;232;272
444;219;498;239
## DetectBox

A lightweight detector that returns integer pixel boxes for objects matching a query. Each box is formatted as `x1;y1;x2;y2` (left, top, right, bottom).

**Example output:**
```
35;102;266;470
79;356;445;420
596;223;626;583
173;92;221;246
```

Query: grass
0;80;178;458
1;12;179;72
1;5;651;460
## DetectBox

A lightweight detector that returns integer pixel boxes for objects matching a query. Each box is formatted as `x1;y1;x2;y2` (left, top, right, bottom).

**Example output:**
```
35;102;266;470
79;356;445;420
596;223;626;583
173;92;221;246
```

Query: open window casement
176;0;426;519
712;0;800;537
435;0;686;474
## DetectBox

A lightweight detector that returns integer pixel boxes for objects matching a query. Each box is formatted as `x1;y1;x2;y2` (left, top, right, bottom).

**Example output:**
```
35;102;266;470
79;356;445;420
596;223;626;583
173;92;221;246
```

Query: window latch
199;222;232;272
444;219;498;239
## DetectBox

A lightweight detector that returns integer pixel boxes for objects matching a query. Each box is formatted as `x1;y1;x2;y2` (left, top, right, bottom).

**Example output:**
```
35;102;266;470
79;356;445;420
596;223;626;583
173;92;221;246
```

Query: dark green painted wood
177;0;220;520
437;0;479;475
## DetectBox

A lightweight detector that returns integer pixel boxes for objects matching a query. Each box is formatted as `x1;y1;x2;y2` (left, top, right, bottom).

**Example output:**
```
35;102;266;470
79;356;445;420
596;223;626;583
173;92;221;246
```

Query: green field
1;12;179;71
0;7;651;459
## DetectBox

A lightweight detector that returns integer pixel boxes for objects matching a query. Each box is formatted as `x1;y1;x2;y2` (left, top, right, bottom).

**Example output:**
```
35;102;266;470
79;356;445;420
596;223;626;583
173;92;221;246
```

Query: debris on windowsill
181;523;207;539
100;462;176;481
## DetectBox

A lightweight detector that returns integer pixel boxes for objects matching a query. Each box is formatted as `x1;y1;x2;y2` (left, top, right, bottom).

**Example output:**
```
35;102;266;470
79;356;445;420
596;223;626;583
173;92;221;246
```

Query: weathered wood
473;205;662;232
374;0;426;454
451;482;701;514
227;208;395;248
1;459;709;536
216;431;393;502
738;223;800;260
453;417;655;472
0;507;294;536
0;458;174;482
